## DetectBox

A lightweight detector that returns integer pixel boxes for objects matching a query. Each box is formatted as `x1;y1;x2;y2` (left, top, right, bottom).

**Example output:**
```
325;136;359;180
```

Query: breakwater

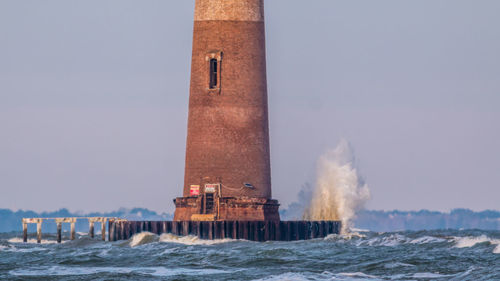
108;221;341;242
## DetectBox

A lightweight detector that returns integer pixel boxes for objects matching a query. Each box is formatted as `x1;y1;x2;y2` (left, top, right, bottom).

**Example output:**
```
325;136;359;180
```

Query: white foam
129;232;159;247
355;234;409;247
337;272;379;279
383;262;415;269
159;233;235;245
303;139;371;233
324;232;366;241
7;237;62;244
453;235;500;254
350;227;370;233
254;271;383;281
127;232;236;247
9;266;229;277
254;272;310;281
336;233;451;247
409;236;446;244
1;246;47;253
412;272;452;278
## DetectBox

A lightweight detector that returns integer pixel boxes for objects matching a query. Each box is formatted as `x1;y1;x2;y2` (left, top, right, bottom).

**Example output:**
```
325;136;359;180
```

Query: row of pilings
108;221;341;242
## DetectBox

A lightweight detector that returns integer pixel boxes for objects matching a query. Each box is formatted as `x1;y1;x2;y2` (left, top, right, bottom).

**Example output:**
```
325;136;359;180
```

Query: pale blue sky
0;0;499;213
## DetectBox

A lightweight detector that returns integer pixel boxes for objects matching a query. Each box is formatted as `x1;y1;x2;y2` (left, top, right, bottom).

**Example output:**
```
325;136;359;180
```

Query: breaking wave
453;235;500;253
128;232;235;247
303;139;370;233
9;266;230;277
1;230;498;280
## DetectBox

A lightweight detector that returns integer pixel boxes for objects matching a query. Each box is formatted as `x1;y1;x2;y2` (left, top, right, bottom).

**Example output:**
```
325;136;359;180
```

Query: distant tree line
353;209;500;232
0;208;498;233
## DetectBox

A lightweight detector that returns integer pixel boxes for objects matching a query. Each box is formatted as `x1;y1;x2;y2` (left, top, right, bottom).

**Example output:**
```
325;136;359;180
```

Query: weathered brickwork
194;0;264;22
174;0;279;221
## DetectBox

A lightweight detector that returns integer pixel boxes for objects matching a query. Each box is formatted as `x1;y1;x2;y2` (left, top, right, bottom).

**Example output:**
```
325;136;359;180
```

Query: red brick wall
183;20;272;199
174;0;280;222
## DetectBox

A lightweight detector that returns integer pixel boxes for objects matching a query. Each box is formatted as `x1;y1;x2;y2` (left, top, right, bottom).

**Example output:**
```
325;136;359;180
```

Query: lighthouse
174;0;280;221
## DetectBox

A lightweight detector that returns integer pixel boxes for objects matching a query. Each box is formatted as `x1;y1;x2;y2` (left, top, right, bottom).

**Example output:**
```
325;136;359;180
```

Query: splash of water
303;139;370;233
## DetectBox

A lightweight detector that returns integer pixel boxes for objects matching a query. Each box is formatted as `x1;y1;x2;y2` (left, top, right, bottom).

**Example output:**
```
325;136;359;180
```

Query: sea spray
303;139;370;233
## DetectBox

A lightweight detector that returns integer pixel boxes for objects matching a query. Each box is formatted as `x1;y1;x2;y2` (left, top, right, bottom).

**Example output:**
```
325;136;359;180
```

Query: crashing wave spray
303;139;370;233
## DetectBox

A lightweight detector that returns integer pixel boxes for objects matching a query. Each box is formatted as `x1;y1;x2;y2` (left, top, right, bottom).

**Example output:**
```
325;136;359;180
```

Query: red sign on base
190;185;200;196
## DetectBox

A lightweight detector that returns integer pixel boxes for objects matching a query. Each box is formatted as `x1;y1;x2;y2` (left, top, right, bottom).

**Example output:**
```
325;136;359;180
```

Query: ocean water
1;230;499;280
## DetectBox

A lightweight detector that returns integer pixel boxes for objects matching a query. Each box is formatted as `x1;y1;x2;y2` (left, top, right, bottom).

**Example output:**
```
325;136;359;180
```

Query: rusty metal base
108;220;342;242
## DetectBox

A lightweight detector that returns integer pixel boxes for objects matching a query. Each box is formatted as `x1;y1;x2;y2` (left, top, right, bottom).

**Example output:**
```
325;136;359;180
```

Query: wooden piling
172;221;179;236
108;220;112;241
89;221;95;238
272;221;279;241
297;221;305;240
101;220;106;241
247;221;253;241
208;221;214;240
214;221;221;239
36;221;42;243
232;221;238;239
286;221;292;241
70;221;75;240
293;221;300;240
224;221;231;239
241;221;249;240
122;222;127;240
182;221;189;236
161;221;168;234
57;222;62;243
109;221;115;242
264;221;271;241
258;221;265;242
21;218;341;243
23;222;27;243
126;221;132;240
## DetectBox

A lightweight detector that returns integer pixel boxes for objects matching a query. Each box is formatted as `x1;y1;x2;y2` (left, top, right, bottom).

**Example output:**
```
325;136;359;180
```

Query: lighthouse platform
108;220;341;242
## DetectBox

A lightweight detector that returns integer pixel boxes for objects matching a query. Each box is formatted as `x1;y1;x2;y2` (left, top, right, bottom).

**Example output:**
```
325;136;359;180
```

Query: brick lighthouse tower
174;0;280;222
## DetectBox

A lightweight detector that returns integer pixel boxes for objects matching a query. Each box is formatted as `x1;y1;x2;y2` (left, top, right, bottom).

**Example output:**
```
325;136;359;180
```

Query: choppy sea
0;229;499;280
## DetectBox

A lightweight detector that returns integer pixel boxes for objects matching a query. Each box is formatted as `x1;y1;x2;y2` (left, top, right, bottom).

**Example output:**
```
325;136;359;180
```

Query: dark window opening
209;58;218;89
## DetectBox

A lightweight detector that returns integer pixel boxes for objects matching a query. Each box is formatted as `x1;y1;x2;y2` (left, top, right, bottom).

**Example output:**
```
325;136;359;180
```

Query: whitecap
159;233;235;246
337;272;380;279
254;271;383;281
324;232;366;241
8;237;62;244
383;262;415;269
412;272;452;278
9;266;230;277
453;235;500;254
355;234;408;247
409;236;447;244
253;272;310;281
494;244;500;254
129;232;159;247
349;227;370;233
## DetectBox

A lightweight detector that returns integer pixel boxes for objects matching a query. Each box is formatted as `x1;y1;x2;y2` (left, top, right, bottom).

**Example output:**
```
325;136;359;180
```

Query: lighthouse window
209;58;218;89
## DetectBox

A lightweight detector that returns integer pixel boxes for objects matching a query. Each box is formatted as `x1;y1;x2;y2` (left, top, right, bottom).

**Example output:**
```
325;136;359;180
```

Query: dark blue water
1;230;499;280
